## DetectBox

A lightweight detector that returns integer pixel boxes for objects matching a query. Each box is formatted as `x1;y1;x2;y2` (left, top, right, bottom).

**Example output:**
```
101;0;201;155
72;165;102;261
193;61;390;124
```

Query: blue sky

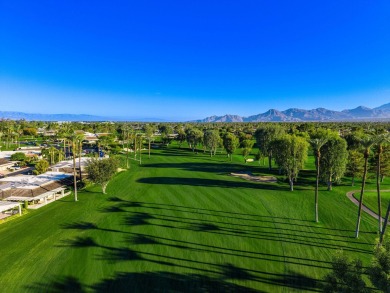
0;1;389;120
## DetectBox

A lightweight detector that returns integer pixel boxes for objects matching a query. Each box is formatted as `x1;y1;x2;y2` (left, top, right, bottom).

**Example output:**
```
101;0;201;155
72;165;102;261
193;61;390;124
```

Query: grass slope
0;144;385;292
353;191;390;216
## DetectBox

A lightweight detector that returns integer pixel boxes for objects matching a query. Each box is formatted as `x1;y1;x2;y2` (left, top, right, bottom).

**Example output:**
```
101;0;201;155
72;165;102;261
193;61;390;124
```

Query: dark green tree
272;134;308;191
367;237;390;292
86;157;119;194
254;125;285;170
223;133;239;161
323;250;367;293
320;137;348;191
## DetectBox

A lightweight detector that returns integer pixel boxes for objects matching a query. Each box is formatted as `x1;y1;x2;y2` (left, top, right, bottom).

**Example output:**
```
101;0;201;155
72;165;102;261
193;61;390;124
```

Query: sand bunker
230;171;277;183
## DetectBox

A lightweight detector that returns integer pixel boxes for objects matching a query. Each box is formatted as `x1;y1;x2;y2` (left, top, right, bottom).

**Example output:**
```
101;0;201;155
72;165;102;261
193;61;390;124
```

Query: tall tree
320;137;348;191
241;139;254;159
273;134;308;191
223;132;239;161
323;250;367;293
121;124;131;168
176;127;186;148
68;132;84;202
310;134;329;223
255;125;285;170
355;136;375;238
204;129;221;157
86;157;119;194
186;128;203;152
376;134;390;234
144;124;154;159
367;238;390;291
378;144;390;243
346;149;364;186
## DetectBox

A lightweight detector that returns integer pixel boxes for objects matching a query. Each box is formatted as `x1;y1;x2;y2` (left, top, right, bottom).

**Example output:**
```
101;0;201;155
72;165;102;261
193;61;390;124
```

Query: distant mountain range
193;103;390;122
1;103;389;122
0;111;167;122
0;111;108;121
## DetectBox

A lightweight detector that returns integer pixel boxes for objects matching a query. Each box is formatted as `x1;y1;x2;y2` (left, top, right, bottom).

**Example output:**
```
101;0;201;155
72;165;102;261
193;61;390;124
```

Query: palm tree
121;124;131;168
76;134;84;183
67;131;81;202
373;133;389;234
58;124;72;159
144;124;154;159
355;136;375;238
310;137;328;223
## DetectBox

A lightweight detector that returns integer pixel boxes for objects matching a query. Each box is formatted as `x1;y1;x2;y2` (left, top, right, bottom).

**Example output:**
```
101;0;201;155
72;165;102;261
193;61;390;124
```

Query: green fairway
0;144;384;292
353;191;390;216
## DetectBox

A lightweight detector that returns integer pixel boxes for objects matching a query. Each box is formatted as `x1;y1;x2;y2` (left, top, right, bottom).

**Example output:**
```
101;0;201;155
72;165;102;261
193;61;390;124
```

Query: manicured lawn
353;191;390;216
0;144;384;292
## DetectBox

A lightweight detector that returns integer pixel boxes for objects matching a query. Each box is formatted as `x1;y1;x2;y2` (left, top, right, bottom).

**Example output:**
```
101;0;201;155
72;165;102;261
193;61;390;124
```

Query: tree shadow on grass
220;263;255;280
59;236;98;248
125;201;375;235
27;276;86;293
99;206;126;213
27;270;319;293
137;177;285;191
91;271;263;293
61;221;98;230
125;232;334;270
142;160;265;175
148;213;372;247
122;212;155;226
188;223;220;232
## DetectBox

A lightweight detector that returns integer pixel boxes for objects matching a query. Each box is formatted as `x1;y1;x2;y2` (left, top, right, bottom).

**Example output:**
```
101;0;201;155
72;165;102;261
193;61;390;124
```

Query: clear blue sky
0;1;389;121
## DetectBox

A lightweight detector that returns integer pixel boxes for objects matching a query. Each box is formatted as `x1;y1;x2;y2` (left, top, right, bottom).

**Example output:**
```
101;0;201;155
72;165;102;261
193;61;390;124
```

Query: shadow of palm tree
61;222;98;230
220;263;254;280
127;234;159;245
60;236;98;248
91;271;262;293
27;276;85;293
188;223;220;232
137;177;285;191
97;247;142;262
100;206;125;213
123;213;154;226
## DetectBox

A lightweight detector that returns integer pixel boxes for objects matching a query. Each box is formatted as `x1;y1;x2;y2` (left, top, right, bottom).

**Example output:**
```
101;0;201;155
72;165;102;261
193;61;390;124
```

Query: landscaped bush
10;152;27;161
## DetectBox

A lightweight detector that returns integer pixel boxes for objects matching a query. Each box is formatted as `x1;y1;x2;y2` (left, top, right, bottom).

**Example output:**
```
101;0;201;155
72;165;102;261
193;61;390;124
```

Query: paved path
346;189;390;222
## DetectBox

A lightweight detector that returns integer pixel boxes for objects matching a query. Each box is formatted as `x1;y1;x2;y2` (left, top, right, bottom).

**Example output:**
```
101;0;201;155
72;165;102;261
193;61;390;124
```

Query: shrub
10;152;27;162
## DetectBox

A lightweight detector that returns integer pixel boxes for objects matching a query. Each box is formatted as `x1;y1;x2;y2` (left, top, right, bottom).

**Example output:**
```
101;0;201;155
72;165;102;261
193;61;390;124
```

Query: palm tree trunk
139;138;142;165
63;139;66;159
315;153;320;222
268;154;272;170
355;152;369;238
126;135;129;169
72;141;78;202
380;202;390;243
78;141;82;183
377;145;382;234
148;139;151;159
134;136;137;159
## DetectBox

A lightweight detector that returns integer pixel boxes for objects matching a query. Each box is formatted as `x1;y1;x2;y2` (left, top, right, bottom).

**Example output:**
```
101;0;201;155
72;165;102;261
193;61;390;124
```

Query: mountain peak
193;102;390;122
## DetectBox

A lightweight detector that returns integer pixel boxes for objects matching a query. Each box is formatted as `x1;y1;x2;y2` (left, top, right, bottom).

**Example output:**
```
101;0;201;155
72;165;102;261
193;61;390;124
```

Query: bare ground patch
230;171;277;183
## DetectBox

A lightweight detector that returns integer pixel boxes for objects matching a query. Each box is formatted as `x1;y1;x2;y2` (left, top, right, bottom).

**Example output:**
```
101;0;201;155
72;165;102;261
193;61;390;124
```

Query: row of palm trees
313;131;390;242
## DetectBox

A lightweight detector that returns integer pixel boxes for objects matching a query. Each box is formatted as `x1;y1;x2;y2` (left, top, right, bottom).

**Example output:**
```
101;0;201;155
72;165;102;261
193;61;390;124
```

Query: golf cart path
346;190;390;222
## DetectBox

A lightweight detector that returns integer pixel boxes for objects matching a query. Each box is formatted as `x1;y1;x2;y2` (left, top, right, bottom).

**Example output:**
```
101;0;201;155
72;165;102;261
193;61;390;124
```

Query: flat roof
0;172;72;191
0;201;20;213
6;187;66;201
